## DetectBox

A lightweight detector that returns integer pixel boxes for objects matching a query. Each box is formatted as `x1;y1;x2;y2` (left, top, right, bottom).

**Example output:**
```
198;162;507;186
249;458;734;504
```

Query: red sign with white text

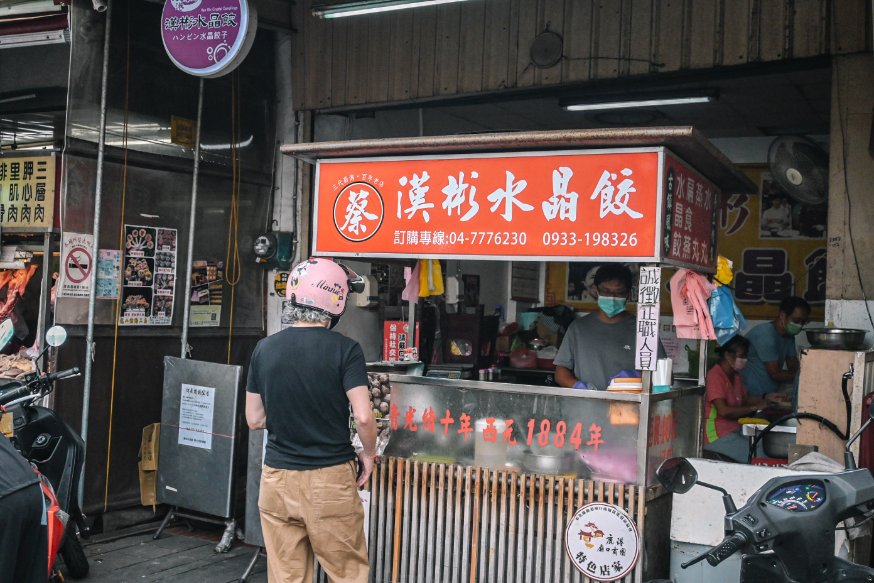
661;153;720;271
382;321;419;362
313;149;666;261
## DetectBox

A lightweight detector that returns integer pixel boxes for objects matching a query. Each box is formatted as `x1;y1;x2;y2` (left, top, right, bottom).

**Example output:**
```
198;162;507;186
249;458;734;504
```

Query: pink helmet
286;257;361;318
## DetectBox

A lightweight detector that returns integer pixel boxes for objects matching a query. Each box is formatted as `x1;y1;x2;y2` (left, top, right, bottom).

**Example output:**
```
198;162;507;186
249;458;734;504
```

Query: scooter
0;325;88;579
656;399;874;583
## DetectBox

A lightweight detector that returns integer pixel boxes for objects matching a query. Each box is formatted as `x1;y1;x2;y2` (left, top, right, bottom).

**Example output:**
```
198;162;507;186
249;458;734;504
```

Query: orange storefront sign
313;148;669;261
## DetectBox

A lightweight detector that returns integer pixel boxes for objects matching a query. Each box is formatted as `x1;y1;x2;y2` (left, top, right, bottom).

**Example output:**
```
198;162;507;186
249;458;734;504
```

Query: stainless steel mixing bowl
805;328;868;350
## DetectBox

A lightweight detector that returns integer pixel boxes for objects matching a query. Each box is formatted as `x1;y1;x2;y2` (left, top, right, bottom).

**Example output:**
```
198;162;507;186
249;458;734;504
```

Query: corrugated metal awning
280;126;757;194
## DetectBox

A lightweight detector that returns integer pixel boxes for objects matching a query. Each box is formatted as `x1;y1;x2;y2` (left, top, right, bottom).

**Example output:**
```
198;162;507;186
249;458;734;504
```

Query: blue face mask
598;296;627;317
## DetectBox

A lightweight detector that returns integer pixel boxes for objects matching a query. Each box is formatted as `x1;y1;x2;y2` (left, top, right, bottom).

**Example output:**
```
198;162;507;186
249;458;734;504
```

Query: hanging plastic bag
709;285;736;329
711;285;748;345
670;269;717;340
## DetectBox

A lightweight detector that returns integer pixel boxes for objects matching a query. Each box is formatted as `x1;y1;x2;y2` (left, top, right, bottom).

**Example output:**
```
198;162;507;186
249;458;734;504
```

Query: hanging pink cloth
401;262;420;302
669;269;717;340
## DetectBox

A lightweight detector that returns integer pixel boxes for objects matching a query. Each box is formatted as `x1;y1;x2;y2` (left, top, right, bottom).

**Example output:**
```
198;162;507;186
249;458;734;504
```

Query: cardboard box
140;423;160;471
138;461;157;507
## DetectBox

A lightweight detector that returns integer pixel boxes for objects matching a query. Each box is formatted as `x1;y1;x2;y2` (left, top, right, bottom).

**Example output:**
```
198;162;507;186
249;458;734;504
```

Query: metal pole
79;0;112;506
37;232;52;375
180;78;204;358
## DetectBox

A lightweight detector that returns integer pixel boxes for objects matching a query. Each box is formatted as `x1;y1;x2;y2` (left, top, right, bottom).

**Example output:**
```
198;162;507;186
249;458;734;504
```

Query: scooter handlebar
0;384;33;406
48;367;80;381
706;532;748;566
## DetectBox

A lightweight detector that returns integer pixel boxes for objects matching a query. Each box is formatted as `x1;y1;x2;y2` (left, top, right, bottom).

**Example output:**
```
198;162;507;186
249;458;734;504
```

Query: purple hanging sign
161;0;257;78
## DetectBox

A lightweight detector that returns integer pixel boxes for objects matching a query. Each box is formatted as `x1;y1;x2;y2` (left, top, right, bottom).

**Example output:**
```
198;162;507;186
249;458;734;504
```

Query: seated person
703;334;782;463
741;296;810;401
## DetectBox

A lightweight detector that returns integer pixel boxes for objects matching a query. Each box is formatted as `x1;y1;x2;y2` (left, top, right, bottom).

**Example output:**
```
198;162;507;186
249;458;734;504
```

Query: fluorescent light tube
564;95;714;112
315;0;475;19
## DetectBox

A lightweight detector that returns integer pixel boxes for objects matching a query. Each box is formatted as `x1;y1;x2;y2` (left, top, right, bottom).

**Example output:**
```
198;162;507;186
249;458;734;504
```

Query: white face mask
732;357;748;372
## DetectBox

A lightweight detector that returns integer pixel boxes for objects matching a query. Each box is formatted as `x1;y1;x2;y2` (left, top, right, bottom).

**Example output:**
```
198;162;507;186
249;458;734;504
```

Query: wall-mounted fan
767;136;829;205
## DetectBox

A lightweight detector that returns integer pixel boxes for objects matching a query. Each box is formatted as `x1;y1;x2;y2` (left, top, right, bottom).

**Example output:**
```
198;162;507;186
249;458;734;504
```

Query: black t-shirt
246;326;369;470
0;433;38;499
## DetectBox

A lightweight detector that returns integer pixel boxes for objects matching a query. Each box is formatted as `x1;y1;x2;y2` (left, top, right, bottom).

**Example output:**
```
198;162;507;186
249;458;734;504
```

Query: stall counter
381;374;703;487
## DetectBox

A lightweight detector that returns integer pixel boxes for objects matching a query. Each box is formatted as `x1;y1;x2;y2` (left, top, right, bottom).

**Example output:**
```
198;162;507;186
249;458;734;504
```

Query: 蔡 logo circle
332;182;384;242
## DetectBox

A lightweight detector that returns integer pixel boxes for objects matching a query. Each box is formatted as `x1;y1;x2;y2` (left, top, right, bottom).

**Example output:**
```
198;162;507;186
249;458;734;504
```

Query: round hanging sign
564;502;640;581
161;0;258;78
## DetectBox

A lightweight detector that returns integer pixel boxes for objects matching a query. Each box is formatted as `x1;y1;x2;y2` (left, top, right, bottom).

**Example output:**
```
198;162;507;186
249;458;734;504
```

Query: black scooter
656;400;874;583
0;325;88;579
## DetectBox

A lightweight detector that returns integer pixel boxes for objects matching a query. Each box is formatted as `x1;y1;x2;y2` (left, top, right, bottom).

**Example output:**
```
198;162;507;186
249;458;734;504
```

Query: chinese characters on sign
717;167;826;318
734;247;825;306
178;383;216;450
161;0;255;78
634;266;661;371
646;403;680;476
662;154;719;270
565;503;640;581
57;233;94;299
120;225;178;326
388;404;607;454
382;321;419;362
0;156;55;230
315;150;662;260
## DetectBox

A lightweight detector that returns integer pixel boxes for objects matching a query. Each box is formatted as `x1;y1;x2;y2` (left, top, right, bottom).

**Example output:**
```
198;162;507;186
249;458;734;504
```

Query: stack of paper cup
653;358;673;393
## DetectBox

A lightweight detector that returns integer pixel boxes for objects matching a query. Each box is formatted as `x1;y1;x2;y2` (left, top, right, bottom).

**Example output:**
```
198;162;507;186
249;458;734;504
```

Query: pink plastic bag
670;269;717;340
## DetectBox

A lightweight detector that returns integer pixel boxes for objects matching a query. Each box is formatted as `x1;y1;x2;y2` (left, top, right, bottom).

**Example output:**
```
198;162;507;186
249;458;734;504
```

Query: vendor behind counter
554;264;665;390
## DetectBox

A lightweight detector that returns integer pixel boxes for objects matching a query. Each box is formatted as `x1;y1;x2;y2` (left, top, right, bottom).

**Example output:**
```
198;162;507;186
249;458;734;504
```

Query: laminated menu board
120;225;178;326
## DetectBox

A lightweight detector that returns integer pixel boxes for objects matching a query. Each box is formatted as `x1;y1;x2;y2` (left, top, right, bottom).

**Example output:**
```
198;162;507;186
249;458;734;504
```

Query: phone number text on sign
390;230;641;249
388;404;607;453
542;232;640;247
314;150;662;259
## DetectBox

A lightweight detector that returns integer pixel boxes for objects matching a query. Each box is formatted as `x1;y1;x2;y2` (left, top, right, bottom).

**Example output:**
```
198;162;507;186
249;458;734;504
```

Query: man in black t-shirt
246;258;375;583
0;433;47;583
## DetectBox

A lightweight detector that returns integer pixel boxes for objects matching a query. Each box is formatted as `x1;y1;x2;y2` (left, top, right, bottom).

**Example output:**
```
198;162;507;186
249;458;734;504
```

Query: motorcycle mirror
0;319;13;351
45;326;68;347
656;457;698;494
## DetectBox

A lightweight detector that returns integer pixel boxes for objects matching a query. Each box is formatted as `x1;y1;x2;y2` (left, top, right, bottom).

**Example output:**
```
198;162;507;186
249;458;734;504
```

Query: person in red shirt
703;334;782;462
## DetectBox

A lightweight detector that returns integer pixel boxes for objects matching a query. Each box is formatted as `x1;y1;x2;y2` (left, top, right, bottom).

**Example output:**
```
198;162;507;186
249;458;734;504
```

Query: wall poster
189;259;224;327
120;225;178;326
96;249;120;299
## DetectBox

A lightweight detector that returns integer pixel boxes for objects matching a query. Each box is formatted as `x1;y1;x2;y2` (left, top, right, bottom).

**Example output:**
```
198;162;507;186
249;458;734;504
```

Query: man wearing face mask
740;296;811;400
555;264;663;390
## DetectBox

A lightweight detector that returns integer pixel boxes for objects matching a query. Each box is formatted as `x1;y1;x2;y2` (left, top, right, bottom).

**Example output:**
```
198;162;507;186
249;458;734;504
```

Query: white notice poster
178;383;216;450
634;266;661;371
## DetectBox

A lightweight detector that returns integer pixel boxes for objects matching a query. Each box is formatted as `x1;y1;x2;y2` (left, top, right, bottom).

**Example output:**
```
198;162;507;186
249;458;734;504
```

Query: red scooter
0;325;87;580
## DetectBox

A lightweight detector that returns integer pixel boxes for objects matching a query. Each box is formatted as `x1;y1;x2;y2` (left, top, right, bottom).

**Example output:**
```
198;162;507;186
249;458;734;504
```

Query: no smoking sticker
66;247;92;283
58;233;94;298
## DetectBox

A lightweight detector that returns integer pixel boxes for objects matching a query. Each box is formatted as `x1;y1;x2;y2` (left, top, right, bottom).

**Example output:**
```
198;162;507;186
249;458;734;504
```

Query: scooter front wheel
60;531;90;579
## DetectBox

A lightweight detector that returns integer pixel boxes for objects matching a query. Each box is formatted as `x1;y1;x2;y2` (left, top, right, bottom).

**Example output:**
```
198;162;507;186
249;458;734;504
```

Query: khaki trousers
259;461;369;583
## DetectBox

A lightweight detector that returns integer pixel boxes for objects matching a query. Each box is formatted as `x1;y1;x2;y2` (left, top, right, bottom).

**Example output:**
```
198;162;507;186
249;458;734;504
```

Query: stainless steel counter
381;374;703;487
